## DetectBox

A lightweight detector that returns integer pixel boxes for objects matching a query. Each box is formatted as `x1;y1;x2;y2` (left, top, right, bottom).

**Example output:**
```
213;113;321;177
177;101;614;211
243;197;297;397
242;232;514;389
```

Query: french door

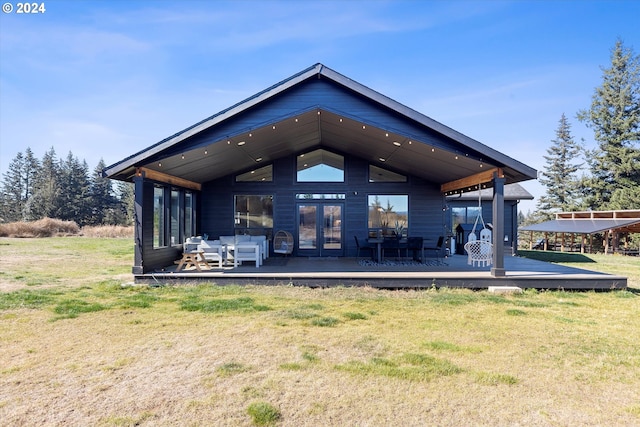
297;203;344;257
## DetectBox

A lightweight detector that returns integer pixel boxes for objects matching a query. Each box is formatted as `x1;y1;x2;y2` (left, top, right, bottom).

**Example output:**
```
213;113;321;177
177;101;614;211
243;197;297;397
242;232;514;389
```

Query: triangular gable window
297;149;344;182
369;165;407;182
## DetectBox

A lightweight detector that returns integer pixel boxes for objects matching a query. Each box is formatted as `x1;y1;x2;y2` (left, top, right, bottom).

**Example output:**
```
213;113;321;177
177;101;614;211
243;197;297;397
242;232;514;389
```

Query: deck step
488;286;523;294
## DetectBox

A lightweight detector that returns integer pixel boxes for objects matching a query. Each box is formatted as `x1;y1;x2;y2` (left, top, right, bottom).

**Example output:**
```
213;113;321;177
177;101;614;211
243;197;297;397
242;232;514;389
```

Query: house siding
152;79;484;162
448;199;519;252
200;150;446;257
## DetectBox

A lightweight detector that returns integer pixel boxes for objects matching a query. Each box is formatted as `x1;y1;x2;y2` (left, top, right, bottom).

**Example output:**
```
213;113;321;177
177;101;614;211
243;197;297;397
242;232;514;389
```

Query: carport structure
521;210;640;255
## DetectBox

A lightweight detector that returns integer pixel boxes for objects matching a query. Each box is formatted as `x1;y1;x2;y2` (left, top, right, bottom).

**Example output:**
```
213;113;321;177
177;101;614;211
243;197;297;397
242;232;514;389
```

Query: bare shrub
0;218;80;237
81;225;134;238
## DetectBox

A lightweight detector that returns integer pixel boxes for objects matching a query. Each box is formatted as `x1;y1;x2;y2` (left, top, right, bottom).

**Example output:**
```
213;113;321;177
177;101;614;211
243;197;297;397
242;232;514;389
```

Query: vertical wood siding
200;150;447;257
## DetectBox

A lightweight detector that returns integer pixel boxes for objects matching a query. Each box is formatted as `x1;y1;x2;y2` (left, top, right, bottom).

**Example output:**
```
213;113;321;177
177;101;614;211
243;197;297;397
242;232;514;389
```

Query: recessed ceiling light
393;141;401;147
379;158;386;162
237;141;246;146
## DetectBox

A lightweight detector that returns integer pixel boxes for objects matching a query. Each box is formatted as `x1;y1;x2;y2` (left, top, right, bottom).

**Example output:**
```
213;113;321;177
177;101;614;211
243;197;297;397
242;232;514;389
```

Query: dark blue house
104;64;537;276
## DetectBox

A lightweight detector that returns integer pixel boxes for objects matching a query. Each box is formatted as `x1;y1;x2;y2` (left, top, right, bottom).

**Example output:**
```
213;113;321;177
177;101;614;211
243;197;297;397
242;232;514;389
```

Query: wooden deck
135;254;627;290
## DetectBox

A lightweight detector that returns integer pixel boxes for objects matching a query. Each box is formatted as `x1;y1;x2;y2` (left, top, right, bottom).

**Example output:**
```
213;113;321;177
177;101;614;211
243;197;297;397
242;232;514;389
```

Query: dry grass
0;218;133;239
81;225;134;238
1;238;639;426
0;217;80;237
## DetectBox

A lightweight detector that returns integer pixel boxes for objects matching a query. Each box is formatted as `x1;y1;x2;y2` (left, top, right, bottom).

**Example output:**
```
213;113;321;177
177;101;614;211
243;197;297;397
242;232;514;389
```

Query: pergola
521;210;640;254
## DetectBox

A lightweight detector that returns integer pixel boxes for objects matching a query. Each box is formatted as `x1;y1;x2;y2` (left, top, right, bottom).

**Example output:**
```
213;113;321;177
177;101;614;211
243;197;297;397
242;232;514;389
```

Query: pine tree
115;180;135;226
0;152;25;222
87;159;117;225
0;149;40;222
577;39;640;210
22;148;40;203
536;114;583;219
24;147;60;221
57;152;91;225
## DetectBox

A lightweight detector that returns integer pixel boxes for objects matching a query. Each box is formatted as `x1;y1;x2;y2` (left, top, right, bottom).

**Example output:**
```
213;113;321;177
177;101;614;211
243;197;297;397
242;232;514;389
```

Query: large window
368;195;408;236
185;192;194;238
235;195;273;233
153;186;165;248
297;149;344;182
451;206;480;233
153;185;196;248
170;189;180;245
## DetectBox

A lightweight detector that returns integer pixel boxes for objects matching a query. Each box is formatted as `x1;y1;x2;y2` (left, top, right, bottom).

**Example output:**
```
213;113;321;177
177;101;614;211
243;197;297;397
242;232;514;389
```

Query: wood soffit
137;167;202;191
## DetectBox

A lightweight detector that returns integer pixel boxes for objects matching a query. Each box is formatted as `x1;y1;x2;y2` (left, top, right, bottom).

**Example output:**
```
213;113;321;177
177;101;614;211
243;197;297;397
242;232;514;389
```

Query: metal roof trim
521;218;640;234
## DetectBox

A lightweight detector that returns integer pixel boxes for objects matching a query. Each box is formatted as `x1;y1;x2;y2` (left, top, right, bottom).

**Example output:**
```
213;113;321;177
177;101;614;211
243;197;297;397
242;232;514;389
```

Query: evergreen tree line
0;147;134;227
530;39;640;222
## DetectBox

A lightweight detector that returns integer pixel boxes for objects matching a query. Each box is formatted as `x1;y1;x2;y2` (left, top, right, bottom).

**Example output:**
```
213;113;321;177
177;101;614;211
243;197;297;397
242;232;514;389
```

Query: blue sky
1;0;639;213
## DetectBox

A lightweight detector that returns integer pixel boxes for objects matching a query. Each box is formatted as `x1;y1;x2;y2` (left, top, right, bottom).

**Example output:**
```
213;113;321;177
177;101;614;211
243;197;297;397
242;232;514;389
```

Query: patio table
176;250;210;272
367;238;384;262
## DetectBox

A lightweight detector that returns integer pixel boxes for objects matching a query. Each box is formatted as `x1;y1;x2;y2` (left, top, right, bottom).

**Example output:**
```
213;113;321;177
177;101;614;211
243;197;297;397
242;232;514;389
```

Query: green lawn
1;238;639;426
519;249;640;289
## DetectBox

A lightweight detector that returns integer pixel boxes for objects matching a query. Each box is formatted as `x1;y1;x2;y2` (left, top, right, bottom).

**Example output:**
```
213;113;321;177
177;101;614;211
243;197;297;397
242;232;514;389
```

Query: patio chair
273;230;293;256
423;236;444;264
233;243;261;268
382;236;403;260
464;238;493;267
407;237;423;262
354;236;374;261
198;240;224;268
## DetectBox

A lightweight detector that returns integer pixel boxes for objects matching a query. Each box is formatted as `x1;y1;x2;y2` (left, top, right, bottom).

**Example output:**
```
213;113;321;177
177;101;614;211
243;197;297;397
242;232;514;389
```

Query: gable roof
104;63;537;188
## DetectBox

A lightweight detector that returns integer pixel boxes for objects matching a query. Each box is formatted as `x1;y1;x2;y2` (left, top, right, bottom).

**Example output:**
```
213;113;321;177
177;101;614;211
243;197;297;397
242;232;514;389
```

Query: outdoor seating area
179;235;269;269
364;235;447;265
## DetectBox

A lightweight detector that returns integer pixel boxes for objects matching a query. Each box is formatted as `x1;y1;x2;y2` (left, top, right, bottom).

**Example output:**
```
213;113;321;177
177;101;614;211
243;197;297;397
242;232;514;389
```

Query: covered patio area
105;64;539;280
135;254;627;290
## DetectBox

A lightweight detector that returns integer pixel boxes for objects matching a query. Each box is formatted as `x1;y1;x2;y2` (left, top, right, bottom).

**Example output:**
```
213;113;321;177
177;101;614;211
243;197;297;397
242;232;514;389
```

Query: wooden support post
491;173;505;277
132;174;145;275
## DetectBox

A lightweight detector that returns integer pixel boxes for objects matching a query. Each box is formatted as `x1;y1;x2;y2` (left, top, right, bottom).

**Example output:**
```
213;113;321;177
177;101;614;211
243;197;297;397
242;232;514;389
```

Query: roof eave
105;63;538;182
